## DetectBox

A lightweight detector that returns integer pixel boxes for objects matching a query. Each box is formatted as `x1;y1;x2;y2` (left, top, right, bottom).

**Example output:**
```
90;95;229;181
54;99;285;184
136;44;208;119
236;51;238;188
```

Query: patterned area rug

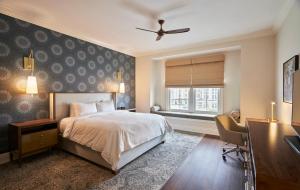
0;133;203;190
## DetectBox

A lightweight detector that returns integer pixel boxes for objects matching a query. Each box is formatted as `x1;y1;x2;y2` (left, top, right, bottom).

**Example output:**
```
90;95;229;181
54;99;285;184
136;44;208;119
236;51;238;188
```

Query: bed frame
49;92;165;173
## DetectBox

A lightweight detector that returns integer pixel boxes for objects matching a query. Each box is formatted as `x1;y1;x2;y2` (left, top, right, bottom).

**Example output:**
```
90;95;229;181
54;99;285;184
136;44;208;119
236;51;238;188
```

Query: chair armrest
223;129;245;146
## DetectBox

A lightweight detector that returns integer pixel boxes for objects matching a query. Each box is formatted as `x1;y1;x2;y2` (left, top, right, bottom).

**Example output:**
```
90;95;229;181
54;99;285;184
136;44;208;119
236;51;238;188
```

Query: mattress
59;111;172;170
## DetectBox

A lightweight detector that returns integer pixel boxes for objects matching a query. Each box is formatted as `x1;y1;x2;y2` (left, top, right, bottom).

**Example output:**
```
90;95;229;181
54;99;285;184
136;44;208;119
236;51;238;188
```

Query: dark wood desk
246;119;300;190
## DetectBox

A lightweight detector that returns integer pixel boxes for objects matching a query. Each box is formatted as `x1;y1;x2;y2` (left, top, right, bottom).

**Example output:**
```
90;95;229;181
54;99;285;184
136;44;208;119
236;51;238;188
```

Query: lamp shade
119;82;125;93
26;76;38;94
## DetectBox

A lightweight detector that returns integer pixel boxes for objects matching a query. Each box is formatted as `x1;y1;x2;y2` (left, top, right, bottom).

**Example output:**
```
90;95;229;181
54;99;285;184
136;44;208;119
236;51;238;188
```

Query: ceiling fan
136;19;190;41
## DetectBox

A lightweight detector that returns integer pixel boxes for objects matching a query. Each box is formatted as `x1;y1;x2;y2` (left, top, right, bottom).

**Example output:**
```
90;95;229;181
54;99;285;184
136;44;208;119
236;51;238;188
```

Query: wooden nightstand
9;119;58;167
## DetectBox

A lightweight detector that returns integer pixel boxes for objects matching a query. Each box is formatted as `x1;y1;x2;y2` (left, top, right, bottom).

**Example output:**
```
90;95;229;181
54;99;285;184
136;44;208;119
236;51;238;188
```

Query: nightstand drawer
21;129;57;154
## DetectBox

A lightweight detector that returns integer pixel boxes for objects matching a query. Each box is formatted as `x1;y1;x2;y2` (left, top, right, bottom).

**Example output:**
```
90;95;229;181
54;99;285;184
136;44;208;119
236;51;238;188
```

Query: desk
246;119;300;190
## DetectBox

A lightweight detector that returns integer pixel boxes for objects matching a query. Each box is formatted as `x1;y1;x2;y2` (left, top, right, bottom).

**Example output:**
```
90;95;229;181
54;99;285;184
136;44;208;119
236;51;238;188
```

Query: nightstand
9;119;58;167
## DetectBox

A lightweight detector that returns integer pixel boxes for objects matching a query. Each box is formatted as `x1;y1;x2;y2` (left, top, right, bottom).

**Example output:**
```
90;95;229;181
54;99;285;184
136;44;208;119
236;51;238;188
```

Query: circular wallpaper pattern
0;18;9;33
51;63;63;74
52;81;63;91
112;59;119;68
77;66;86;76
105;64;112;72
65;39;75;49
0;66;11;80
77;50;86;61
0;113;12;124
34;30;48;42
65;73;76;84
35;50;48;63
51;44;63;55
15;36;31;49
97;55;104;64
78;82;87;92
17;100;32;113
65;56;75;67
87;45;96;55
97;69;105;78
97;83;105;91
37;93;48;102
125;62;130;70
88;76;96;84
105;51;112;60
36;70;49;82
0;90;12;104
88;60;96;70
15;58;23;70
0;15;135;132
0;42;10;56
119;55;125;62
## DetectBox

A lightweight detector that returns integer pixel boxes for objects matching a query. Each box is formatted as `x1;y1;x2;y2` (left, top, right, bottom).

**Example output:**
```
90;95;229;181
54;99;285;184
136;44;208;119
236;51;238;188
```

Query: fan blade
164;28;190;34
156;35;162;41
136;28;157;33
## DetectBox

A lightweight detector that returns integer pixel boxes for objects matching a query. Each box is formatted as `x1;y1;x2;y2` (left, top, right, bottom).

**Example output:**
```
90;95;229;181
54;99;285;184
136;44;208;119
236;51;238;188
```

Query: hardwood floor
161;134;245;190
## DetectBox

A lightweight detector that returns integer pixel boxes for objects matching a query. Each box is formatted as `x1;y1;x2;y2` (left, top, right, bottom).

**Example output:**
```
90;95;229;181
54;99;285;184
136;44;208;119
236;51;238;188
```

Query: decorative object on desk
270;101;277;122
283;55;299;103
24;50;38;95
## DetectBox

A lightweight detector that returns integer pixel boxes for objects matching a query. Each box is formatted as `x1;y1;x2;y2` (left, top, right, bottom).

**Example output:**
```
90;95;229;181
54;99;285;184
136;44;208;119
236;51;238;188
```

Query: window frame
166;87;223;115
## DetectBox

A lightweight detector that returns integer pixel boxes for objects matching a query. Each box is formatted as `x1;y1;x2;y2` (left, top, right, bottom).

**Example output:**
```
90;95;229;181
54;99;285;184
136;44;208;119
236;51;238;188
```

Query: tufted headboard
49;92;116;121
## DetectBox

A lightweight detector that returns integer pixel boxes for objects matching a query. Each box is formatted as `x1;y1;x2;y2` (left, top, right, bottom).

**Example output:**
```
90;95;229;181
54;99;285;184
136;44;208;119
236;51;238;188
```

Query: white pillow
96;100;115;112
70;102;97;117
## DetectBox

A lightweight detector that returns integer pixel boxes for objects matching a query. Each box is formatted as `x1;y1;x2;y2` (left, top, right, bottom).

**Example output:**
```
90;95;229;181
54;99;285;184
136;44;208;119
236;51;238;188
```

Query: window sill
151;110;216;121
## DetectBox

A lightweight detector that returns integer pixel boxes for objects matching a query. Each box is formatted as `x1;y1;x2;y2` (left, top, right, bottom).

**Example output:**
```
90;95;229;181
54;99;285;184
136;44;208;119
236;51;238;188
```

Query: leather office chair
215;114;247;161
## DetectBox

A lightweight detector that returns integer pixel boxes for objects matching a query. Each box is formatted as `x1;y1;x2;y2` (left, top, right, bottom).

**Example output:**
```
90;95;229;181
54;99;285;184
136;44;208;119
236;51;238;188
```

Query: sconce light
119;82;125;93
24;50;38;95
26;76;38;94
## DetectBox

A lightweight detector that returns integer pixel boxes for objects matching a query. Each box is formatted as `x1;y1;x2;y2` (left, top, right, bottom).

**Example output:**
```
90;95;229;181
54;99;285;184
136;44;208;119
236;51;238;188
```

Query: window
167;87;222;115
168;88;190;111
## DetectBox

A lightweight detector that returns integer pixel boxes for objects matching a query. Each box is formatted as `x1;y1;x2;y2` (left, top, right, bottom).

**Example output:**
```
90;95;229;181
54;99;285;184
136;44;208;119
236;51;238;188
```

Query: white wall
240;36;275;121
136;35;275;124
223;50;241;113
276;1;300;124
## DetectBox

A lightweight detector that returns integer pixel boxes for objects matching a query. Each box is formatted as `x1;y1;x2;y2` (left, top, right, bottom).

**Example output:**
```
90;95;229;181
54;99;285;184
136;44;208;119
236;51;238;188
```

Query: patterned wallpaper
0;14;135;152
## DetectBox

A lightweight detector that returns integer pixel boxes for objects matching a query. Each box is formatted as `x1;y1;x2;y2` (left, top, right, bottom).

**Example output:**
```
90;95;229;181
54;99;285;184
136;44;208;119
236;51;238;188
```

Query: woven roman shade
165;54;225;87
191;54;225;87
165;58;192;87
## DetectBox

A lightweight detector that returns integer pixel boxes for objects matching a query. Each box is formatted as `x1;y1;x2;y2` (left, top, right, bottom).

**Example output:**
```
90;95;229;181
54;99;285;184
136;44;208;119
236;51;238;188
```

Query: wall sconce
24;50;38;95
23;50;35;70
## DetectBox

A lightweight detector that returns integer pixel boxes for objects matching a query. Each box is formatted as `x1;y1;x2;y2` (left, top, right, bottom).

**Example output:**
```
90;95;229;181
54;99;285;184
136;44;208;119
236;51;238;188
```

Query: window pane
194;88;220;113
168;88;189;110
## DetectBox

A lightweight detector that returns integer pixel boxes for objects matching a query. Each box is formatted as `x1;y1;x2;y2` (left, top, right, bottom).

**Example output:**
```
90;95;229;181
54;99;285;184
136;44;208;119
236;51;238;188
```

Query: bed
49;92;171;173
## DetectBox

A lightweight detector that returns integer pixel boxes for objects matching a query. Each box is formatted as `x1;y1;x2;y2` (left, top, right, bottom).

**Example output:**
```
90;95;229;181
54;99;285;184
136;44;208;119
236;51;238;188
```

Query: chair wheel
222;148;226;153
222;155;226;161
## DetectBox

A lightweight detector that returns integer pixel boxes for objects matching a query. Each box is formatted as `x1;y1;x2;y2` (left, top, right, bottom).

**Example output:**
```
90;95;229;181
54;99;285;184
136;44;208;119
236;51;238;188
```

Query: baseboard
0;152;10;165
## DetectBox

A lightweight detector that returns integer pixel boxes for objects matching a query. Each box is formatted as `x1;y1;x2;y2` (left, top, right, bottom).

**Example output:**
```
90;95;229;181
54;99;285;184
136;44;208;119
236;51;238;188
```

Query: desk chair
215;114;247;161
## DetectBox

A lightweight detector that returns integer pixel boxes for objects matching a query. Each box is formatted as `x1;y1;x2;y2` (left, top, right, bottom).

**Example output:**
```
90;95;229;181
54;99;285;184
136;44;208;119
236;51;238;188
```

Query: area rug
0;132;203;190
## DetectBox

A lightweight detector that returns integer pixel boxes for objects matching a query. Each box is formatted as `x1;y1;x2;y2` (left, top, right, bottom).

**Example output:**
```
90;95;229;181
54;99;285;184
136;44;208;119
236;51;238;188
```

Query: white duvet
60;111;172;170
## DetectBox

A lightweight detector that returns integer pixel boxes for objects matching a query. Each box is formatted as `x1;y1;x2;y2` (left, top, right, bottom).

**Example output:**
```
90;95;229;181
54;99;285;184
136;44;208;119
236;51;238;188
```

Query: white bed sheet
59;111;172;170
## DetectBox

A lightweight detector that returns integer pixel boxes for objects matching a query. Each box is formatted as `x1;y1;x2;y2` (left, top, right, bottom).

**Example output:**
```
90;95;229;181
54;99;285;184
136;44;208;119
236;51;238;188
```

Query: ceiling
0;0;294;56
